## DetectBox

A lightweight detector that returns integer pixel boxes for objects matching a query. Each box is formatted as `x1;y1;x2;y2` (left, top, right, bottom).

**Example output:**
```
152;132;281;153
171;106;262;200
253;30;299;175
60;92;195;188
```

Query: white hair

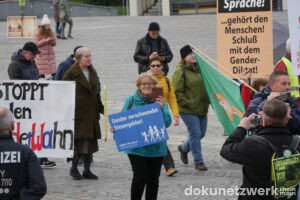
74;47;89;62
0;107;14;132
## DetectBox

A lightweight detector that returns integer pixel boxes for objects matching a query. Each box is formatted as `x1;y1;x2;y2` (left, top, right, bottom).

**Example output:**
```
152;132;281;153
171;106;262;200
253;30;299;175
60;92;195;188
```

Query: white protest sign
0;81;75;158
287;0;300;76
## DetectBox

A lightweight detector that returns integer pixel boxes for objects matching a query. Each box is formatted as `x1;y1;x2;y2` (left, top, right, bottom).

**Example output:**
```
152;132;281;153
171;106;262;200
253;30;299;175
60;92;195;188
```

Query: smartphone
152;87;163;102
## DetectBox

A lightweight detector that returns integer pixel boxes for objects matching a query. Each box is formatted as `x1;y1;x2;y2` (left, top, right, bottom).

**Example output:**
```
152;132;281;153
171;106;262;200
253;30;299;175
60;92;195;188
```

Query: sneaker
68;35;74;39
41;160;56;168
195;163;208;171
56;34;61;39
178;145;188;164
61;36;67;40
166;168;178;176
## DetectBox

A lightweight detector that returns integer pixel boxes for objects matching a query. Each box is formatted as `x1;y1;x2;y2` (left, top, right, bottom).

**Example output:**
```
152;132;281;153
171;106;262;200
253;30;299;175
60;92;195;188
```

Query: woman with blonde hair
63;47;104;180
112;73;172;200
34;14;57;79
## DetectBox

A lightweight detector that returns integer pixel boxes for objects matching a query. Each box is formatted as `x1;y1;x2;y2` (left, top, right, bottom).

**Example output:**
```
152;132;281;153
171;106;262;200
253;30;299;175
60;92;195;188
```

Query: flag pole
104;85;108;143
189;44;258;93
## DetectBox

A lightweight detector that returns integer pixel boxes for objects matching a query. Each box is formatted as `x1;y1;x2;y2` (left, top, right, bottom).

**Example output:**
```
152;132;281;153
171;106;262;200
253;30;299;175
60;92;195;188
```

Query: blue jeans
180;113;207;164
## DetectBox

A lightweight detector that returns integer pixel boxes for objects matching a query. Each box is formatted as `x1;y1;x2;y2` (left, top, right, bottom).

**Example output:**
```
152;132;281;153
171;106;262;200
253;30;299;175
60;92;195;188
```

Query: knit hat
73;46;84;55
148;22;160;31
41;14;51;26
180;45;193;59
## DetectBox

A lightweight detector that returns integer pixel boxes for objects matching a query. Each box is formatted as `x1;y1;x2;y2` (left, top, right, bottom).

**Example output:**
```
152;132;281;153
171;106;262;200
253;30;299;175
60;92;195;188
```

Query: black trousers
162;146;175;170
128;154;164;200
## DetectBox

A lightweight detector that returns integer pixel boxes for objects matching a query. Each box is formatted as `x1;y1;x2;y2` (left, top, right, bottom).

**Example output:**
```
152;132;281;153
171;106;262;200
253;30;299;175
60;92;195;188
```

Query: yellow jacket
153;73;179;117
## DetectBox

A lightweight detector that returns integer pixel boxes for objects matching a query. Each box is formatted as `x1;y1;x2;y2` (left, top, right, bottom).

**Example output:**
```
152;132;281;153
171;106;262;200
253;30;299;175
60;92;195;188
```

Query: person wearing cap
134;22;173;75
7;42;57;168
35;14;57;79
59;0;73;39
54;46;83;80
172;45;210;171
274;38;300;108
8;42;41;80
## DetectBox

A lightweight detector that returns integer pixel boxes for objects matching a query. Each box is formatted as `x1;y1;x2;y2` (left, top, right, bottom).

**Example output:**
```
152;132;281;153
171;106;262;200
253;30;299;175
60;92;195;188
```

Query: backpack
252;135;300;199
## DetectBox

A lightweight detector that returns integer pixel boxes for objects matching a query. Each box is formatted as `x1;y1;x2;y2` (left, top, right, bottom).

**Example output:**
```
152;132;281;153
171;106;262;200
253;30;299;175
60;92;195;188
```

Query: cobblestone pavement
0;12;288;200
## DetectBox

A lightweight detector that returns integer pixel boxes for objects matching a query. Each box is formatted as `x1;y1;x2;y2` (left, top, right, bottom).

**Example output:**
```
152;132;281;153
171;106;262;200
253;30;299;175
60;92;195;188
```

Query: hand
267;92;281;101
241;68;251;84
174;117;179;126
285;103;291;119
238;113;257;130
47;37;52;42
161;56;166;61
149;52;158;60
39;78;46;80
110;127;114;133
155;96;164;108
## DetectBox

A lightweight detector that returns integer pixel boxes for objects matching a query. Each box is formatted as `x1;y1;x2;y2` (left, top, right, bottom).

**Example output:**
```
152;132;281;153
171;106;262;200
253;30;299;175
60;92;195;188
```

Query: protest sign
0;80;75;158
287;0;300;76
108;103;168;152
7;16;37;38
217;0;273;78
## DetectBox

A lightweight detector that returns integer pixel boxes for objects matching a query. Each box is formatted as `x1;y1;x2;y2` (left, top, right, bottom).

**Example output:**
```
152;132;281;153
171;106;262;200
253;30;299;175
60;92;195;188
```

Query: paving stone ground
0;12;288;200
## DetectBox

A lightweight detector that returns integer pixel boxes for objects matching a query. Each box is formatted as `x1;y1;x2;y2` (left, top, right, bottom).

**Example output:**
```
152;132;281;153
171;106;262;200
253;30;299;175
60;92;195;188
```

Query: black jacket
0;134;47;200
133;34;173;75
245;85;300;135
54;54;74;80
7;49;40;80
220;126;299;200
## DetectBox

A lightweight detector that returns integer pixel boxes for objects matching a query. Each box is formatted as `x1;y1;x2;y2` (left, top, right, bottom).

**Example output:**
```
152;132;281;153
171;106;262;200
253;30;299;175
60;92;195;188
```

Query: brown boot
178;145;188;164
195;163;208;171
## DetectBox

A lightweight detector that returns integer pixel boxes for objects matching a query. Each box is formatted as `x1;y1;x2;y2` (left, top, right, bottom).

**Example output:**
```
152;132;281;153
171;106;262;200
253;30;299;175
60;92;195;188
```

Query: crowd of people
1;11;300;200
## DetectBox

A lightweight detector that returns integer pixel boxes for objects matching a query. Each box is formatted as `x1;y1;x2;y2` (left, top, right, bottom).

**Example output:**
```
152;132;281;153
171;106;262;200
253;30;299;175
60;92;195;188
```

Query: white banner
287;0;300;76
0;81;75;158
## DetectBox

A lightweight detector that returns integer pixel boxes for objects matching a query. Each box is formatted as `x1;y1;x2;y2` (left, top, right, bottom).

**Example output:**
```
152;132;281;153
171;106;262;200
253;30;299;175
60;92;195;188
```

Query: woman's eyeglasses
141;82;156;86
150;64;162;68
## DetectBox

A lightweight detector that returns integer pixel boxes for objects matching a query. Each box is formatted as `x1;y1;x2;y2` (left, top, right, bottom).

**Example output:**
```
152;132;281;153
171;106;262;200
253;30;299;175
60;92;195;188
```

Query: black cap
148;22;160;31
180;45;193;59
22;42;41;55
73;45;83;55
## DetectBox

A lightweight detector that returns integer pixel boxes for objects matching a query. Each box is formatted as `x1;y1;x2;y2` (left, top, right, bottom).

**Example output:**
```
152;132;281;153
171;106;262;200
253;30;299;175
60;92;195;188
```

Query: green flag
194;51;246;135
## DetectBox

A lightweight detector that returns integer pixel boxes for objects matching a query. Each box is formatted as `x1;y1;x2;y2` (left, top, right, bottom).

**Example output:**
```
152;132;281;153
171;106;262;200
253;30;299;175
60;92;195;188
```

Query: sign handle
104;85;107;142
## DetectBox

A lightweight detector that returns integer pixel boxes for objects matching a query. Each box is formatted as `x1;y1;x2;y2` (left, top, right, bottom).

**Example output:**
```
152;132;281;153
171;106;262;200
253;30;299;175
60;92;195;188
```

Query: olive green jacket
172;63;210;117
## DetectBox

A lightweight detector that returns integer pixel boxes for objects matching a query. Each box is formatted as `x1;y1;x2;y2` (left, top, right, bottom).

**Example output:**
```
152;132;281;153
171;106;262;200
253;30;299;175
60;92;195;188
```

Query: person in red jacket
274;39;300;107
240;69;268;109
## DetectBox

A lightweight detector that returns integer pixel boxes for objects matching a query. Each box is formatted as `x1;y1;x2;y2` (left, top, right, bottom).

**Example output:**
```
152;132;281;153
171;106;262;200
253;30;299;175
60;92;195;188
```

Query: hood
253;85;271;99
11;49;30;63
66;54;75;64
176;63;199;72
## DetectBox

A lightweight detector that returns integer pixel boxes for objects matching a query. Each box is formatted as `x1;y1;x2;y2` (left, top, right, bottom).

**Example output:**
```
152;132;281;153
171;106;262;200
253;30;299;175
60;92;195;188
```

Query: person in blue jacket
112;72;172;200
54;45;83;80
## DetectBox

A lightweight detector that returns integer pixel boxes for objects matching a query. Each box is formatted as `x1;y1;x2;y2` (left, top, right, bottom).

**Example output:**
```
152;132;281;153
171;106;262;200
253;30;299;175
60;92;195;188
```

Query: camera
277;92;291;101
251;114;262;126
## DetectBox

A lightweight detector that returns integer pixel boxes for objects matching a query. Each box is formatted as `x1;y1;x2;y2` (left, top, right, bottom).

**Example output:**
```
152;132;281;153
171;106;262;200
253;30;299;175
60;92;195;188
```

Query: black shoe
41;160;56;168
178;145;188;164
82;170;98;180
68;35;74;39
56;34;61;39
195;163;208;171
69;167;83;180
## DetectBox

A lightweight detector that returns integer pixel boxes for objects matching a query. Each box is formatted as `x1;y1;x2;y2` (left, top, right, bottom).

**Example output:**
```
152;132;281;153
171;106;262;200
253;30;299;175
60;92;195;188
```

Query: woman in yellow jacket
149;56;180;176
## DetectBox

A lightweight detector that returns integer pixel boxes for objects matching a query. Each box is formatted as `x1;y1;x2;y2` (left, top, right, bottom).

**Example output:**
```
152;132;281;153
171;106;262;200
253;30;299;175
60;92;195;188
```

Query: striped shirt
82;70;89;81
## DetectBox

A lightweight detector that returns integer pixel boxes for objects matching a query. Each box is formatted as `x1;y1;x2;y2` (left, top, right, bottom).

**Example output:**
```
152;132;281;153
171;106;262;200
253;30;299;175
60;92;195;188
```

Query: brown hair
251;79;268;97
180;59;186;65
263;99;287;126
38;25;53;39
136;73;159;88
269;70;289;84
149;56;163;65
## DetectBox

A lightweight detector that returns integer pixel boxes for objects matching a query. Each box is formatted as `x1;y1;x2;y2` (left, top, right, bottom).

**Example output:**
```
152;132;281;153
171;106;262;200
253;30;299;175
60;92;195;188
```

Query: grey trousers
61;18;73;37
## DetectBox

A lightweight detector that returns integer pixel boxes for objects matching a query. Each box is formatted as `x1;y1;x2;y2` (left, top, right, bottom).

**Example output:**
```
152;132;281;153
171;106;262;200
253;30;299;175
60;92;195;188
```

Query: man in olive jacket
133;22;173;75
